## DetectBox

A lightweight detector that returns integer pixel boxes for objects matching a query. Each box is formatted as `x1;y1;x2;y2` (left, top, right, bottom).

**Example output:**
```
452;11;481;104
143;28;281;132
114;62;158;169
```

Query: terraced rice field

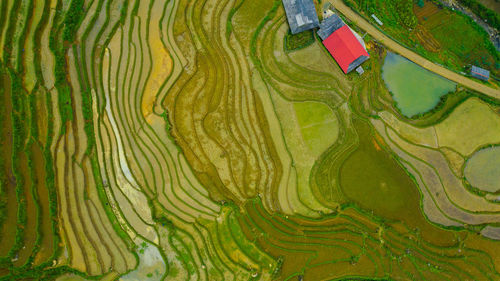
1;0;500;280
464;146;500;194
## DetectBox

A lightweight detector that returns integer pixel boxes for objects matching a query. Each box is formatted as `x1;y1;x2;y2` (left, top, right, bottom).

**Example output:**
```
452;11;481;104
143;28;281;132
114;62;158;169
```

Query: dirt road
330;0;500;100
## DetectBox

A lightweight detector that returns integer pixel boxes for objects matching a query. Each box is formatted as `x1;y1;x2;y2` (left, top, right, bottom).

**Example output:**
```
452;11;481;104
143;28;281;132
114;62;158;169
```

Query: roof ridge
338;26;358;60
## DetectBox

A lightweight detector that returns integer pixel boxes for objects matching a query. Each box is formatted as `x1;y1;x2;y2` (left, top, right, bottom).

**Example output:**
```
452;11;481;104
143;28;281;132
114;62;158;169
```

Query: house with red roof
318;14;369;74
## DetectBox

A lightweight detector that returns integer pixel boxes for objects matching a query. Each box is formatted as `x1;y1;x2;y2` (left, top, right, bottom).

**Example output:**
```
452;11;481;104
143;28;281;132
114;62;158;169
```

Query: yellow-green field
294;101;339;156
435;98;500;156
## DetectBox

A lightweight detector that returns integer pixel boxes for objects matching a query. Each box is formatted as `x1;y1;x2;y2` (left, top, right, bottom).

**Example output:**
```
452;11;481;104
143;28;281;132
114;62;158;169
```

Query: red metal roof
322;25;369;73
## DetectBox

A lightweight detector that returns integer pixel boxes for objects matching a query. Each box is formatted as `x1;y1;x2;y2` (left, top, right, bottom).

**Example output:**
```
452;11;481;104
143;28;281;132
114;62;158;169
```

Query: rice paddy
464;146;500;193
1;0;500;280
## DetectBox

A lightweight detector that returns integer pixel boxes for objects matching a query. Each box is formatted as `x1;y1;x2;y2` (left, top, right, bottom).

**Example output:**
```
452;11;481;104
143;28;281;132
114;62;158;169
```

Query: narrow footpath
330;0;500;100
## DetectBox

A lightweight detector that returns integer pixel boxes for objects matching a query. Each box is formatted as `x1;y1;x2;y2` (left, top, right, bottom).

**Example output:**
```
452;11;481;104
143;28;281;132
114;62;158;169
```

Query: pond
382;52;456;117
465;146;500;193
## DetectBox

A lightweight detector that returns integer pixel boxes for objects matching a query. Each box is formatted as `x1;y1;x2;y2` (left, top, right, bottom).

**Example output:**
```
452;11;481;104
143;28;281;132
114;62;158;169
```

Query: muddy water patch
120;239;166;281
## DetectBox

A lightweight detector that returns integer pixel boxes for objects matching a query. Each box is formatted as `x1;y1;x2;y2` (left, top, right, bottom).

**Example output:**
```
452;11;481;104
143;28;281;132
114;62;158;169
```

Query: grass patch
419;3;498;71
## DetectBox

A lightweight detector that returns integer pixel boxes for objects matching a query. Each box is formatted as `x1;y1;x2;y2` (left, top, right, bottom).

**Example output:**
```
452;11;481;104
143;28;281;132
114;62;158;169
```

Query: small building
322;2;334;18
371;14;383;26
323;9;334;19
317;14;346;40
282;0;319;34
356;66;365;75
471;65;490;81
318;14;370;73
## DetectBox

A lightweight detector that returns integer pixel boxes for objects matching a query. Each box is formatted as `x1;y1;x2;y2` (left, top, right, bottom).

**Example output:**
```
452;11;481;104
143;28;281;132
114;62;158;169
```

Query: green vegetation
0;0;60;278
395;0;417;28
4;48;29;274
250;0;281;62
348;0;417;28
63;0;84;42
284;29;315;52
459;0;500;29
226;0;245;37
345;0;500;76
420;6;497;70
49;1;74;131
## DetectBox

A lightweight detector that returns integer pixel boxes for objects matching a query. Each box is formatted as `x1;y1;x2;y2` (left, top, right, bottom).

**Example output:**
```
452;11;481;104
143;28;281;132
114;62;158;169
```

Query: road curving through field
329;0;500;100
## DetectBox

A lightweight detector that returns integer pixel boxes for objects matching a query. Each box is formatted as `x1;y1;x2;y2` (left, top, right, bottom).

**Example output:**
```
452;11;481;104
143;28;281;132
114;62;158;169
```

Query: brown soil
414;25;441;52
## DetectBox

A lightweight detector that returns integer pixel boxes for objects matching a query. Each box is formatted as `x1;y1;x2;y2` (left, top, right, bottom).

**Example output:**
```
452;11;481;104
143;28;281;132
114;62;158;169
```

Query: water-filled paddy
121;240;166;281
382;52;456;117
340;119;419;219
465;146;500;193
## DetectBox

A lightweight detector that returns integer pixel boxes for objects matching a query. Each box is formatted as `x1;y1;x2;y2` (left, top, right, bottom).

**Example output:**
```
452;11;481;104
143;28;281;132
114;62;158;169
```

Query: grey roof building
471;65;490;81
317;14;345;40
282;0;319;34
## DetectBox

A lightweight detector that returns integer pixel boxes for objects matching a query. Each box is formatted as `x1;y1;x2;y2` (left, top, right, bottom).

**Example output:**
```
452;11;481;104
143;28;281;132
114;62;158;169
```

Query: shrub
395;0;417;28
284;29;315;51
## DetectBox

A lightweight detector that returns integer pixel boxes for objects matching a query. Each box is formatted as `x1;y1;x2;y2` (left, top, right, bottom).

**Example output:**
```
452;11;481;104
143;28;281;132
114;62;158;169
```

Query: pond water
465;146;500;193
382;52;456;117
